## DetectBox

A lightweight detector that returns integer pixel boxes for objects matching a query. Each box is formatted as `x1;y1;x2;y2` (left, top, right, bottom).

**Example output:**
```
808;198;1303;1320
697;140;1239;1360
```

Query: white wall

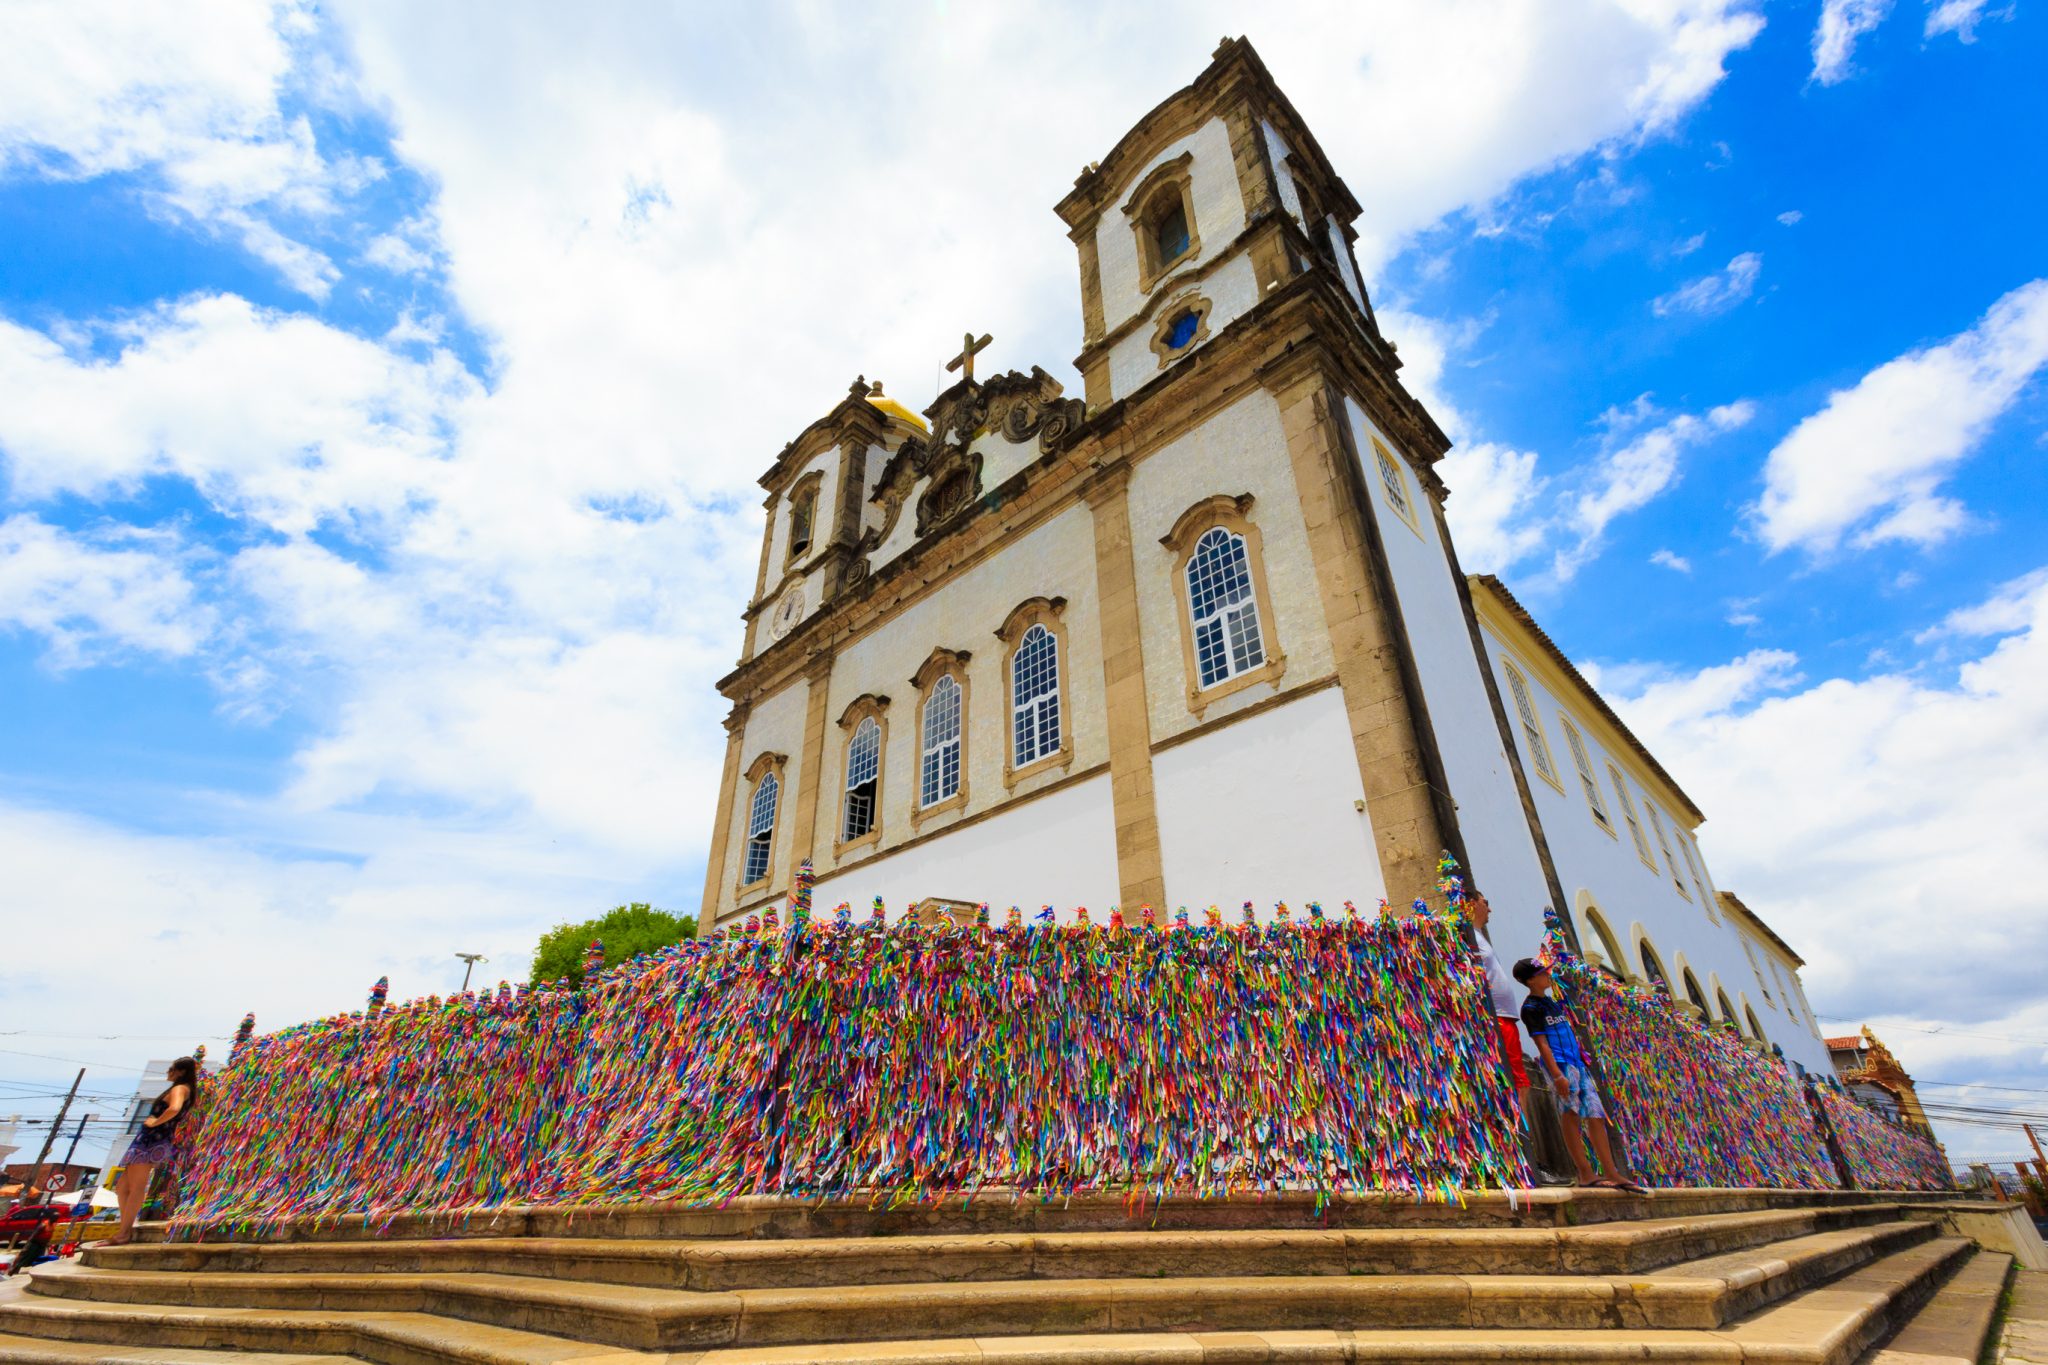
1106;250;1259;402
719;675;813;916
807;772;1119;917
1153;685;1384;916
1343;399;1553;965
1475;619;1832;1074
1094;116;1246;337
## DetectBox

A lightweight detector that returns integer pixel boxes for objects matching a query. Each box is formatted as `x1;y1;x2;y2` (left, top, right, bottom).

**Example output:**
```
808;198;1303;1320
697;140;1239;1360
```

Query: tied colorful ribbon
1809;1081;1951;1191
1538;907;1837;1189
169;892;1527;1233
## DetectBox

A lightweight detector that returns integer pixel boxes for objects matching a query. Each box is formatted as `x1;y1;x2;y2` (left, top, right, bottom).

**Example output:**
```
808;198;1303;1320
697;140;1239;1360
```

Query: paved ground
2001;1269;2048;1363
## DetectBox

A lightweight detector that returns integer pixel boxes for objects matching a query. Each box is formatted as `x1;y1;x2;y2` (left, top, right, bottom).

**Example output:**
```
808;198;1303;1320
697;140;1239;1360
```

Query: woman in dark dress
105;1056;197;1246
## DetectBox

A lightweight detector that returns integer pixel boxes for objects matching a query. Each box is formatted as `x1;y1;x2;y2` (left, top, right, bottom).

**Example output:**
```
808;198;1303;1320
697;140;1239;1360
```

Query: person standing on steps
104;1056;198;1247
1512;960;1647;1194
1466;890;1572;1187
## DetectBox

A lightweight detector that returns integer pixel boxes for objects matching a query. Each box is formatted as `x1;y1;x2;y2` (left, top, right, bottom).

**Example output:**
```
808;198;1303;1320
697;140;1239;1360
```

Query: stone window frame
1606;763;1661;872
783;469;825;571
1122;152;1201;294
1576;892;1628;978
1369;436;1425;539
910;646;972;828
1161;493;1287;716
834;693;889;858
1148;292;1213;368
995;596;1074;790
735;750;788;898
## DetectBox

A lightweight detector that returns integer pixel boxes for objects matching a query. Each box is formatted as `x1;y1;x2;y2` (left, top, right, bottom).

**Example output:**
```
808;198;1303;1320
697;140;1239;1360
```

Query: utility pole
59;1112;93;1171
25;1069;83;1198
2026;1124;2048;1184
456;952;487;992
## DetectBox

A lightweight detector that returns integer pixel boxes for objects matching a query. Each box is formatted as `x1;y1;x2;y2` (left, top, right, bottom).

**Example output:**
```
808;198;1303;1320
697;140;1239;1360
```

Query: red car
0;1203;80;1237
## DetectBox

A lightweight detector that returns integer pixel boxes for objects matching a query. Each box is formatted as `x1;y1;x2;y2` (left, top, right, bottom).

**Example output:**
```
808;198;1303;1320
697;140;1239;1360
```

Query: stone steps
86;1202;1918;1289
0;1219;1947;1356
0;1238;1981;1362
1864;1246;2013;1364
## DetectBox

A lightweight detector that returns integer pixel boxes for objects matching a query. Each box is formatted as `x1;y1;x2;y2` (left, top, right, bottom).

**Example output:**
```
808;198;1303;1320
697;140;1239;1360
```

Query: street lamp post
455;952;487;992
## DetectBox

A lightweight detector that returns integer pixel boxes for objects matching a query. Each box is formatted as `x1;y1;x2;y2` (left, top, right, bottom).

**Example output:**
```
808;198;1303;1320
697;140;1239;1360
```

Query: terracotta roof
1825;1036;1864;1052
1717;892;1806;968
1468;574;1706;824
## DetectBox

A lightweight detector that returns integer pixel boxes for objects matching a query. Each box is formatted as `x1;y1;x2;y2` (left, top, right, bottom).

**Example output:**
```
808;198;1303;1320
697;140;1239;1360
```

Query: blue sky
1;1;2044;1164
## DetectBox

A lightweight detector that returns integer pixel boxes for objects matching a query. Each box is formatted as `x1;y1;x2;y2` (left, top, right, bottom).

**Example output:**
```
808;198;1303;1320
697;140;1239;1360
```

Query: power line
1816;1015;2048;1048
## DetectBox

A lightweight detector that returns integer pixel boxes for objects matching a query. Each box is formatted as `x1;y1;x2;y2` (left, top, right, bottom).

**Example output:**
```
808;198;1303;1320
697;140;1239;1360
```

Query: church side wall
714;677;812;919
1152;685;1385;914
1125;388;1337;746
810;501;1110;885
1341;399;1554;966
1474;620;1832;1074
1105;251;1259;402
806;771;1119;916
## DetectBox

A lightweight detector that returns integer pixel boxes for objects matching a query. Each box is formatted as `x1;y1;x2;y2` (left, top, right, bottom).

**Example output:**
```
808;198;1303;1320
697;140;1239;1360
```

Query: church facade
696;38;1831;1076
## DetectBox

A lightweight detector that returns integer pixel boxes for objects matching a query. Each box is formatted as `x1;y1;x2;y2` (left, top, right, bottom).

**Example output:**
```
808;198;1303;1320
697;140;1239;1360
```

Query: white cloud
1674;231;1708;257
1811;0;1895;84
1916;566;2048;642
1652;251;1762;317
1924;0;1999;39
1777;209;1803;226
0;515;211;667
1650;548;1693;572
0;1;353;295
1755;278;2048;555
1554;397;1754;580
1603;572;2048;1158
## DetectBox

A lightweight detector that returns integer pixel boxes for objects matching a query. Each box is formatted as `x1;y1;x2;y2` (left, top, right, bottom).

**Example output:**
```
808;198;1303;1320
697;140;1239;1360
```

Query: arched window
1164;495;1284;712
1746;1006;1769;1046
789;488;815;556
1187;527;1265;689
1638;937;1670;994
744;772;779;885
1123;153;1200;292
1718;988;1740;1030
1154;199;1190;266
736;752;786;892
1012;625;1060;768
921;674;962;808
1682;968;1710;1016
836;698;887;850
1583;903;1627;976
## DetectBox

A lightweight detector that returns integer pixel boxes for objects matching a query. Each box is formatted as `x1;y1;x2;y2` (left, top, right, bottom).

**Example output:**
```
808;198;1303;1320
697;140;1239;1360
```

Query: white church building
695;38;1831;1075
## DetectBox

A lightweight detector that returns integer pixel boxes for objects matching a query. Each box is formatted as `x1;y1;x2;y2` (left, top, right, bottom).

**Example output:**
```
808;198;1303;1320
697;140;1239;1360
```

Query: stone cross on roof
945;331;992;383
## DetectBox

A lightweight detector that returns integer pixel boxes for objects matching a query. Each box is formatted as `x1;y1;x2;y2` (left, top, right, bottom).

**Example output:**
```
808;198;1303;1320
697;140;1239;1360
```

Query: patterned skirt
122;1124;176;1167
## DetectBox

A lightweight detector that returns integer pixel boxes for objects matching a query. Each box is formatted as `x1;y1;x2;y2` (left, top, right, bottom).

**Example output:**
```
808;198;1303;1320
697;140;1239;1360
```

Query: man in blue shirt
1513;958;1645;1193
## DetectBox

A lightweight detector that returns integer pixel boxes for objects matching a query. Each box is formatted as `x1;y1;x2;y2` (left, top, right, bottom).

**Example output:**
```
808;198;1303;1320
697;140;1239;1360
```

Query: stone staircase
0;1188;2014;1364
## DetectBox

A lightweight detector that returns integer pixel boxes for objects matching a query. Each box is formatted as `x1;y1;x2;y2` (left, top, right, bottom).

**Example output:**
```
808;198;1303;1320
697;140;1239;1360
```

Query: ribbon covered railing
173;890;1527;1231
1538;909;1838;1189
1809;1080;1952;1191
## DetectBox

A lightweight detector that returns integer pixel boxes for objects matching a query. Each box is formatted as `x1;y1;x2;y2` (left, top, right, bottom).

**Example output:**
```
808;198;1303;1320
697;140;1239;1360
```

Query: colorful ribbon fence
1810;1082;1952;1191
1539;910;1837;1189
172;900;1528;1231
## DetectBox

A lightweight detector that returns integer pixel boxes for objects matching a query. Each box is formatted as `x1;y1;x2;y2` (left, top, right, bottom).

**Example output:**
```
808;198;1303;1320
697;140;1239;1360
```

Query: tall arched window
1682;968;1710;1016
835;697;888;850
921;674;962;807
1123;153;1199;292
1187;527;1266;689
744;772;779;885
1638;937;1670;994
1012;625;1060;768
736;751;786;892
1164;495;1285;713
1746;1006;1769;1046
1583;902;1627;976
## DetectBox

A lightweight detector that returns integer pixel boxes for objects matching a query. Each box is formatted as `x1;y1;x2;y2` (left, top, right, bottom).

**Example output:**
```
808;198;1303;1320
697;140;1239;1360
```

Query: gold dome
864;384;929;432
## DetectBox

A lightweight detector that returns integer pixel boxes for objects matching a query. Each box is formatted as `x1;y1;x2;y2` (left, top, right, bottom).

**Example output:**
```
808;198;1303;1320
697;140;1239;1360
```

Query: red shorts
1497;1017;1529;1088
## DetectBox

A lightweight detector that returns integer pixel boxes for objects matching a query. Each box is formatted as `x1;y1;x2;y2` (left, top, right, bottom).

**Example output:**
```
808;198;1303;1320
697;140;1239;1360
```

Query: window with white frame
1503;661;1561;787
743;771;778;885
843;717;880;841
1012;624;1061;767
1644;802;1689;898
920;673;962;807
1608;764;1657;868
1185;527;1266;689
1559;716;1612;831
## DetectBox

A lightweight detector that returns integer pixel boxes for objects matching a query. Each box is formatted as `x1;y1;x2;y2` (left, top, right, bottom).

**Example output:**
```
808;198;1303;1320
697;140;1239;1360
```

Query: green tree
529;902;697;986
